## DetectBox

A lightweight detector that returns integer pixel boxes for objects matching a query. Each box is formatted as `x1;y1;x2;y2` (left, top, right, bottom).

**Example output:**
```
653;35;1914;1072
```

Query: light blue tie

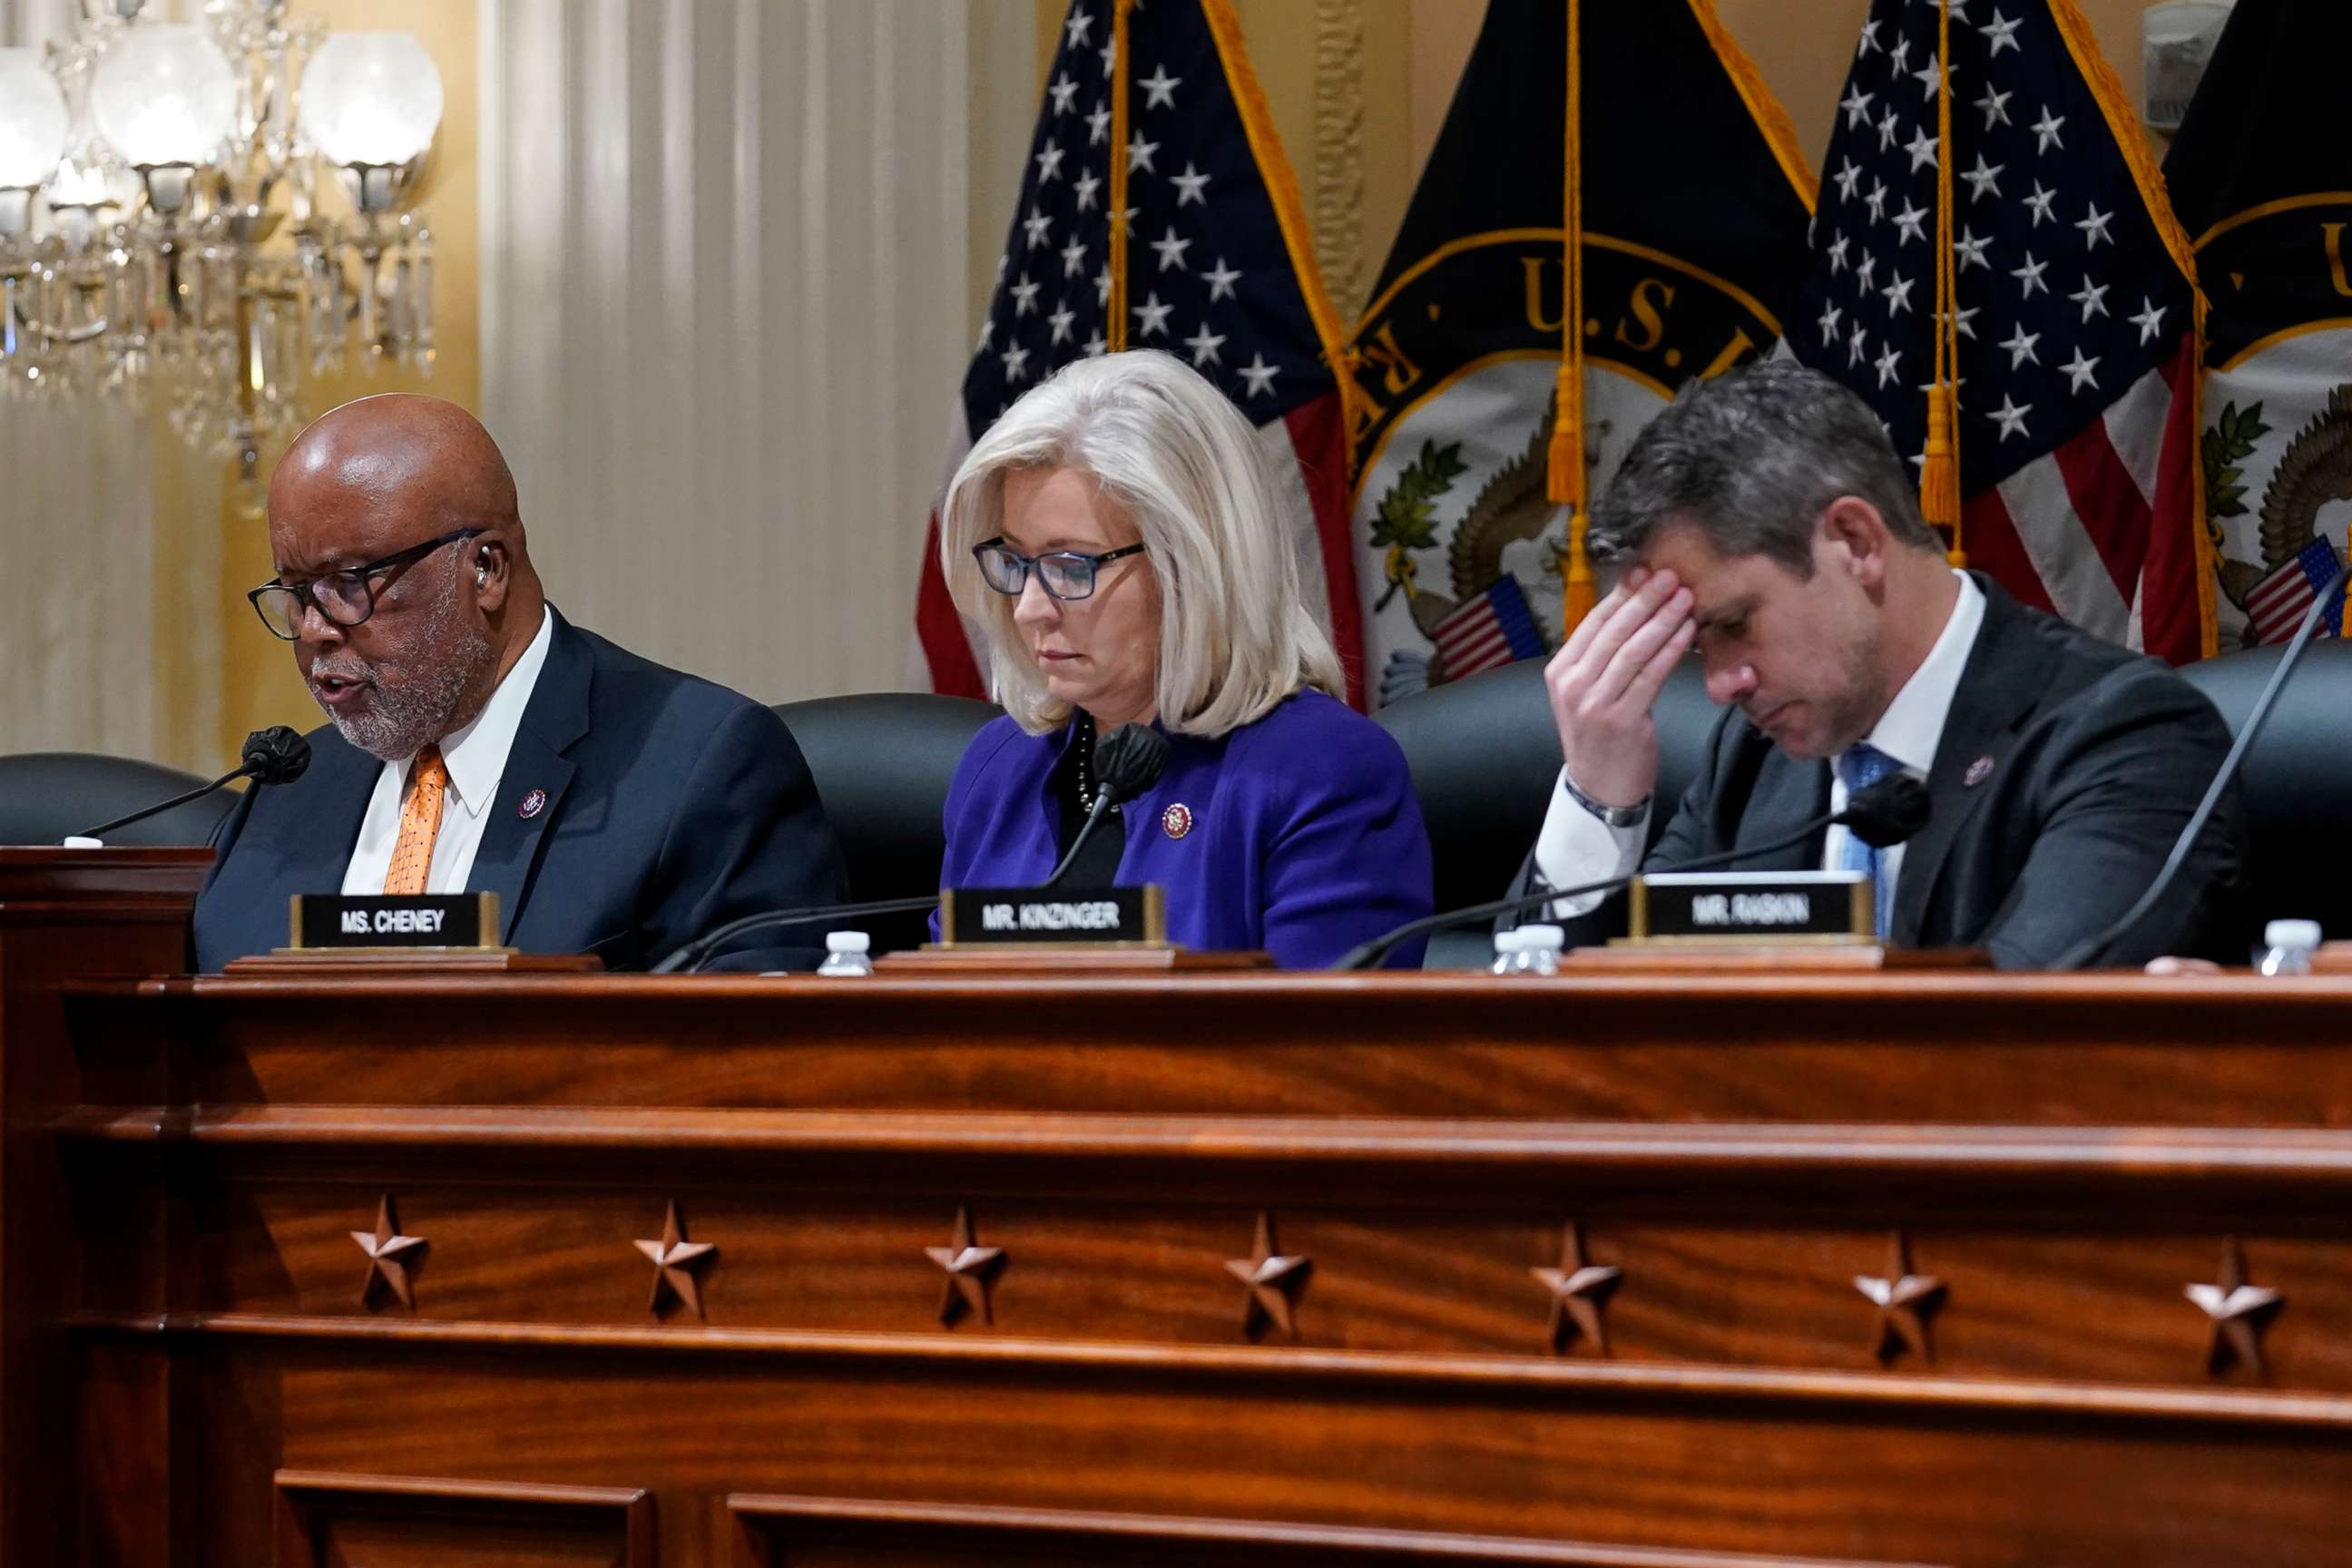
1836;744;1900;939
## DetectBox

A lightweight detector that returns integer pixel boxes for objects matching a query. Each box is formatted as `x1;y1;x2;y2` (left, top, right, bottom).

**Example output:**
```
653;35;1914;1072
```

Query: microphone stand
74;764;250;841
2051;556;2350;971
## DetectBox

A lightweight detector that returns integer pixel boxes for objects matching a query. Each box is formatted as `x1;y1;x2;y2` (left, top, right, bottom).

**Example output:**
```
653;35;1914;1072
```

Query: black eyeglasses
973;537;1147;602
246;527;487;641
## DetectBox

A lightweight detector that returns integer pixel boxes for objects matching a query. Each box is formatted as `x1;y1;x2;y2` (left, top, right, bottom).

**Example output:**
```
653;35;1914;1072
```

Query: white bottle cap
825;930;871;954
1518;923;1566;950
2263;918;2322;951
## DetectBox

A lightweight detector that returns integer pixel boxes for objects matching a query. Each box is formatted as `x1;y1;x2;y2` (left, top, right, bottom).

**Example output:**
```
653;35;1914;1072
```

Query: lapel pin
1161;802;1193;840
1963;755;1994;789
518;788;548;819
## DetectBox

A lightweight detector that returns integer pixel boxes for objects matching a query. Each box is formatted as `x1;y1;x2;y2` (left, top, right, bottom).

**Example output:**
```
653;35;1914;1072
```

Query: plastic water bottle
817;930;874;977
2256;918;2321;976
1493;925;1564;976
1513;924;1565;975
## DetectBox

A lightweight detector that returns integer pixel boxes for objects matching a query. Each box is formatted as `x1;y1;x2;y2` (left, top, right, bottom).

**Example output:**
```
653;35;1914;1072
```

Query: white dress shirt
1532;572;1984;916
341;609;555;896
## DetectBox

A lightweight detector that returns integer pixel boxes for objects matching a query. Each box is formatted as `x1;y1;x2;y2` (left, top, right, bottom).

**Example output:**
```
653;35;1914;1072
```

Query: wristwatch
1562;768;1651;828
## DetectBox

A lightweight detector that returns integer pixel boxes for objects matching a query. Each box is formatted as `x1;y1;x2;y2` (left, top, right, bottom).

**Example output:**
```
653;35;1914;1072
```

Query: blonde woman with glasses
933;350;1433;968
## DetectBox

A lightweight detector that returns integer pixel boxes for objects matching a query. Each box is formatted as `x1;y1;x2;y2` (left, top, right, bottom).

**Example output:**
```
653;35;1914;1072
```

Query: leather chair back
2177;640;2352;946
771;693;1001;952
1375;657;1720;965
0;752;240;848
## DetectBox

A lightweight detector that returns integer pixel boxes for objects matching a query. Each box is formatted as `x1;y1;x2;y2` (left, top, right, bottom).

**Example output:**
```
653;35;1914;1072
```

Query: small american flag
1793;0;2208;662
1430;577;1547;682
914;0;1364;703
2244;537;2344;646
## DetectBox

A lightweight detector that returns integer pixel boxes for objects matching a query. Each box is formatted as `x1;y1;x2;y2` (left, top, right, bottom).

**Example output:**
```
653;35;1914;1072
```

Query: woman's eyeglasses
972;537;1146;602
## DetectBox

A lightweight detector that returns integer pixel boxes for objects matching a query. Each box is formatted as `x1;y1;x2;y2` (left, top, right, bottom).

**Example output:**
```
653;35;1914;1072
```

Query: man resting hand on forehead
1514;360;2246;969
192;394;848;972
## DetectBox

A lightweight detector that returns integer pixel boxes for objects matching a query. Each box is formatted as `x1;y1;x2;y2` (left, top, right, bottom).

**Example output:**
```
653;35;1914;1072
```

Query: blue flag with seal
2164;0;2352;648
1343;0;1813;706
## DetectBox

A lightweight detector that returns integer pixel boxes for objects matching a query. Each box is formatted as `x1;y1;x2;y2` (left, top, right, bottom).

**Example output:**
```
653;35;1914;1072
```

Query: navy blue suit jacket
192;610;848;972
933;690;1434;968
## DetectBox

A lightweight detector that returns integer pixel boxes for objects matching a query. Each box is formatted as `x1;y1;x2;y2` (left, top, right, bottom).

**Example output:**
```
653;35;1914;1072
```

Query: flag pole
1547;0;1595;634
1107;0;1132;350
1923;0;1967;565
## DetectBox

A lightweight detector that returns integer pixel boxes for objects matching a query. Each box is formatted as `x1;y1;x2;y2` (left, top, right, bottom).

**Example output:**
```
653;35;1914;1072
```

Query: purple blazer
934;689;1434;968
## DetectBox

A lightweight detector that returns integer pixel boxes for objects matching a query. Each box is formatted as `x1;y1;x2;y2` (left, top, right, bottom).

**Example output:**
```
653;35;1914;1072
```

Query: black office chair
772;692;1001;953
2178;640;2352;945
0;752;240;848
1374;655;1720;967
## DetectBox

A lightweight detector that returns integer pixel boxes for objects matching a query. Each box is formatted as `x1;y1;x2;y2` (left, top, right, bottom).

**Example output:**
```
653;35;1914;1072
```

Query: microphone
2052;555;2350;971
1042;721;1171;887
1332;773;1933;971
71;725;311;843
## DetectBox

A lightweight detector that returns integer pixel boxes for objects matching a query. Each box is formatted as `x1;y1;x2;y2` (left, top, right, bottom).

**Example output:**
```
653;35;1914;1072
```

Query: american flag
1430;576;1548;682
2244;536;2344;647
1793;0;2209;662
913;0;1364;704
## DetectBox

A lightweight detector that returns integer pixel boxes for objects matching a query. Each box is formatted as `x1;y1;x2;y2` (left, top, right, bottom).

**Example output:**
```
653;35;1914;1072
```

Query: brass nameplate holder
938;885;1168;947
220;892;602;975
1628;871;1874;945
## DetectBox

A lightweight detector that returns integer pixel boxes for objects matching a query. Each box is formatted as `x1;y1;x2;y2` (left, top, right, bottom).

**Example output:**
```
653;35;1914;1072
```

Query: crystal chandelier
0;0;444;473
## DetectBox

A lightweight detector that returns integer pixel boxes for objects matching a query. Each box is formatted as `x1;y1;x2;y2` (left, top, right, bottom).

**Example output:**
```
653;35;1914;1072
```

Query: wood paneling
11;947;2352;1563
274;1471;652;1568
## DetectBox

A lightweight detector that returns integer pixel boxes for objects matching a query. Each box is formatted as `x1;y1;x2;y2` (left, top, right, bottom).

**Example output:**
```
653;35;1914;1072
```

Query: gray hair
1587;359;1941;577
939;348;1343;737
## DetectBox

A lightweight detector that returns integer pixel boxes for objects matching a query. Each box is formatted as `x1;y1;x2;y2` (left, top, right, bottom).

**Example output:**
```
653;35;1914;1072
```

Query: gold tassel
1919;383;1961;534
1546;364;1583;508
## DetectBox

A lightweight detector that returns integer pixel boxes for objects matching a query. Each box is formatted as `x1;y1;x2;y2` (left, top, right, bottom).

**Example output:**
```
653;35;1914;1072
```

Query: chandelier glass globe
0;50;69;191
89;24;238;170
302;34;446;168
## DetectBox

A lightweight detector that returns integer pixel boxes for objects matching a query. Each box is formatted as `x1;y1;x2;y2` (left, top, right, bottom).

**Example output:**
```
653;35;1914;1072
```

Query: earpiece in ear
475;568;488;586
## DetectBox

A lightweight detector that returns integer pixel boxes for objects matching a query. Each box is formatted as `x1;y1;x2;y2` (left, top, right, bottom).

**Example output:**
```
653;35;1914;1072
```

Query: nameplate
289;893;502;950
939;885;1167;946
1629;871;1872;943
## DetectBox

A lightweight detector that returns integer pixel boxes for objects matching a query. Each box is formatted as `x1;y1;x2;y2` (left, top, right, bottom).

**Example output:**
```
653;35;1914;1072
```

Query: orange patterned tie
381;745;448;896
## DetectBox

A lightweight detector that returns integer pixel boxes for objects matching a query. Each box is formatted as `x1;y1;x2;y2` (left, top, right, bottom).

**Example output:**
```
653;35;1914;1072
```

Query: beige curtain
478;0;1026;706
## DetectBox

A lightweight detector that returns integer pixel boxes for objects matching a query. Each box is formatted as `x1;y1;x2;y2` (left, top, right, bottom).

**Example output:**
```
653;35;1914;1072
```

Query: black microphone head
240;726;311;785
1844;774;1931;848
1093;722;1170;805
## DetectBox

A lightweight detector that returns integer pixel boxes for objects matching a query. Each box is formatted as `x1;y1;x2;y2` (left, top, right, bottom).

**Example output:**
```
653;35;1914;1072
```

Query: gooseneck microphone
72;725;311;842
1331;773;1933;971
2051;554;2351;971
1042;722;1171;887
652;723;1175;975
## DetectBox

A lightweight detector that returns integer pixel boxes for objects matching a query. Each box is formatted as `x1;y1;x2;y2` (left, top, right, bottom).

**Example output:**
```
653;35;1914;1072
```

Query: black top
1053;712;1126;887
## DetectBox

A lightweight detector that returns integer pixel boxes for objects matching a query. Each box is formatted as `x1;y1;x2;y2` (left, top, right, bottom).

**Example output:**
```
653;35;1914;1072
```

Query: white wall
479;0;1033;705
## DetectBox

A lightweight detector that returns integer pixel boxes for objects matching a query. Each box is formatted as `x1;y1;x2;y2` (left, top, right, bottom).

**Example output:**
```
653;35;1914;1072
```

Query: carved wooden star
2186;1238;2284;1377
1530;1220;1622;1355
1854;1230;1945;1365
350;1194;427;1310
1225;1211;1312;1341
925;1207;1007;1327
633;1201;718;1319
